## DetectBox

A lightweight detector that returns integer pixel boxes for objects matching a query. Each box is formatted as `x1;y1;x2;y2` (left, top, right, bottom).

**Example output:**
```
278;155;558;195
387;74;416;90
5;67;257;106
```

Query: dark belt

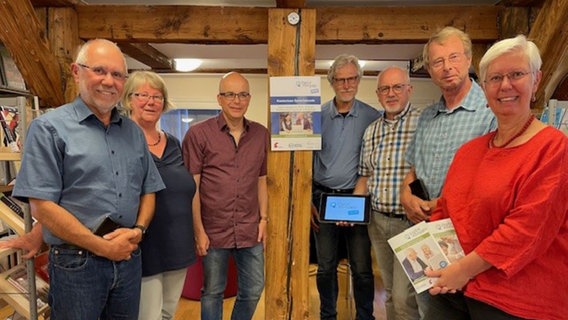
313;181;354;194
52;243;89;253
374;210;407;220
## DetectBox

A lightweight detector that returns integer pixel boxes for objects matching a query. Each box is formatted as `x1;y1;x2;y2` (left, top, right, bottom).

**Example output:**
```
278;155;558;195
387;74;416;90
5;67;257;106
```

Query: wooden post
48;7;81;103
265;8;315;319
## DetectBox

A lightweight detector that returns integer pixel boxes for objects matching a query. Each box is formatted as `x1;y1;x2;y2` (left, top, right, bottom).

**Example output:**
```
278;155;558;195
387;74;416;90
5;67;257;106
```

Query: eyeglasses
332;76;359;85
131;92;165;103
77;63;128;81
430;52;465;70
484;71;530;87
377;83;409;96
219;92;251;100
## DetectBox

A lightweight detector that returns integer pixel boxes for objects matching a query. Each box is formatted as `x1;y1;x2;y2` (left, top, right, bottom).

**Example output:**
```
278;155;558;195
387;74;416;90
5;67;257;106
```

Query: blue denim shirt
405;80;496;198
13;97;165;245
313;98;382;189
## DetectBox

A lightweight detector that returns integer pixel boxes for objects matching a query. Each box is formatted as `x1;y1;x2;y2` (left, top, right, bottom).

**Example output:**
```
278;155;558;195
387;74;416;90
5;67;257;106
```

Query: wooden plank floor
174;261;386;320
0;261;387;319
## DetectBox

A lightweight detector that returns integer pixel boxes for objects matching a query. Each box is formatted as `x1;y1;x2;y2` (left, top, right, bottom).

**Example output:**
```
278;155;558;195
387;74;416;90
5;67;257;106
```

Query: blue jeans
313;191;375;320
368;212;429;320
201;244;264;320
48;245;142;320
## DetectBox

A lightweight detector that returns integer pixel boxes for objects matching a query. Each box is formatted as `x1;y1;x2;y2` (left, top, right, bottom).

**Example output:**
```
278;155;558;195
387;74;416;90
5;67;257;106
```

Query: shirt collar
74;97;122;125
215;113;250;132
384;102;412;124
436;79;481;115
330;99;360;118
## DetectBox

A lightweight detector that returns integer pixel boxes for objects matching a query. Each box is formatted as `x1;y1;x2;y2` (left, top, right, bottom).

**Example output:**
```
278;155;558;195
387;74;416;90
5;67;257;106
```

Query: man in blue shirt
401;27;495;224
13;39;164;319
312;54;382;320
400;27;496;317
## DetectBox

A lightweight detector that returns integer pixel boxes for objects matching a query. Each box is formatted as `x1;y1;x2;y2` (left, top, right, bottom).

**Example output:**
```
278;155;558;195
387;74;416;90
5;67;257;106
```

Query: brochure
388;218;464;293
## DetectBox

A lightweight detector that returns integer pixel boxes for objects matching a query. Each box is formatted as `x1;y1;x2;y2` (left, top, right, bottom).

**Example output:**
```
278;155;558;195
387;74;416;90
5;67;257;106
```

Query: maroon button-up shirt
183;114;268;248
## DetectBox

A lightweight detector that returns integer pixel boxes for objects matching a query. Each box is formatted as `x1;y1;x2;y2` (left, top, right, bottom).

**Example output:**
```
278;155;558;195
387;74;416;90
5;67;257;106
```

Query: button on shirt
405;80;496;198
359;103;422;215
13;97;165;245
313;99;382;189
184;114;269;249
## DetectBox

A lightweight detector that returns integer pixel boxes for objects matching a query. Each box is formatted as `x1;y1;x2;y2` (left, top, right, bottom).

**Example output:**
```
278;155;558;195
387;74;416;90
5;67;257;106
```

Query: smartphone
409;179;430;201
92;217;122;236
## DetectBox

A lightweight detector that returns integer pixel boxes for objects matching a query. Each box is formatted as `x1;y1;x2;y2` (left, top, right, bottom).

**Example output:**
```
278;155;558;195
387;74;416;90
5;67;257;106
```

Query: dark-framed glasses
219;92;251;100
484;71;530;87
430;52;465;70
77;63;128;81
332;76;359;85
377;83;409;96
131;92;165;103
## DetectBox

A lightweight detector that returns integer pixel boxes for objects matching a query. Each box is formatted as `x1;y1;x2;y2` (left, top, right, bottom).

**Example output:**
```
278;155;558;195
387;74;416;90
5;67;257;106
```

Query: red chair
182;255;238;300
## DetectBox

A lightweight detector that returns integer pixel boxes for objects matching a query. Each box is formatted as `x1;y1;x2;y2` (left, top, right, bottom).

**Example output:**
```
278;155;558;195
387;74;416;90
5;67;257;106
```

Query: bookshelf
0;265;49;319
543;99;568;136
0;87;47;319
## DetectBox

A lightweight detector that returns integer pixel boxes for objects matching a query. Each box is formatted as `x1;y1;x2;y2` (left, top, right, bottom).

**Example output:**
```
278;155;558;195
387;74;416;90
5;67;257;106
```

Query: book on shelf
2;264;49;311
0;105;19;152
559;104;568;136
542;100;568;136
540;105;565;128
388;218;465;293
0;45;26;91
0;196;24;235
0;192;23;219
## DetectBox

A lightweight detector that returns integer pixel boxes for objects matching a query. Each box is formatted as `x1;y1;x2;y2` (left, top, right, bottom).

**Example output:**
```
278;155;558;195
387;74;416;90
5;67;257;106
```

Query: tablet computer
319;193;371;224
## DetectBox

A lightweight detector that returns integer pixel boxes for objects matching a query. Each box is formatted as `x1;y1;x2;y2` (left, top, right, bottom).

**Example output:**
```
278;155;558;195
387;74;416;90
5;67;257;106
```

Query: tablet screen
320;193;370;224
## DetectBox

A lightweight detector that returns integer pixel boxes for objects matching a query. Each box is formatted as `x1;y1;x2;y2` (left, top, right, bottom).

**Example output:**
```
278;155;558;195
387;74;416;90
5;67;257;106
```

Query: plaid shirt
405;80;496;198
359;103;422;214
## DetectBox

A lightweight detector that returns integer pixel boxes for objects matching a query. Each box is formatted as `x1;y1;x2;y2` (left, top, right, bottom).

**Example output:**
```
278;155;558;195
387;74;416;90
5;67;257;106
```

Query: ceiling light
174;59;202;72
181;117;194;123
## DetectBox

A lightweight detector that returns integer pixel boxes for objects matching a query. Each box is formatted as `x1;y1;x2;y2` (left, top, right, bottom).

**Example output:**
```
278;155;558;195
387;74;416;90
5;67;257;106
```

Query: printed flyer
269;76;321;151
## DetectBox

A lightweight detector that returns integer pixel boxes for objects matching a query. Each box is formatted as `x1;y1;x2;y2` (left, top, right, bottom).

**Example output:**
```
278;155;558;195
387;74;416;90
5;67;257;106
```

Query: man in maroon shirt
182;71;269;320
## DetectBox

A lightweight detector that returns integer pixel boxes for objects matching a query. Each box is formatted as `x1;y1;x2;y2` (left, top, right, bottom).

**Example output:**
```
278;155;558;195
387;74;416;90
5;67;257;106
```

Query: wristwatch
134;224;147;236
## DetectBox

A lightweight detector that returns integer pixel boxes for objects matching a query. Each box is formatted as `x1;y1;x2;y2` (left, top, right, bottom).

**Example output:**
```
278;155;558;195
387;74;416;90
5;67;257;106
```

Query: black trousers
424;292;528;320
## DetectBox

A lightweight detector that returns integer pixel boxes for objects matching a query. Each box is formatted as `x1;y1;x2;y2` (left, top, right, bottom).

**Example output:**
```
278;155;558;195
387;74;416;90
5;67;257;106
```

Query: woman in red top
424;35;568;320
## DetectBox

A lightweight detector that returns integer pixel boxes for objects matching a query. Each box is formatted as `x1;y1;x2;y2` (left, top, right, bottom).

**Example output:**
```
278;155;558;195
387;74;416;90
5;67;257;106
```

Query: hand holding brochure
387;218;464;293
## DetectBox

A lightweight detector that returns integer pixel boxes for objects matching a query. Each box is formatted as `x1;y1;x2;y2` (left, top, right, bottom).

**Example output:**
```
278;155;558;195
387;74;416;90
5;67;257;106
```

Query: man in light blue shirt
312;54;382;320
400;27;495;318
401;27;495;225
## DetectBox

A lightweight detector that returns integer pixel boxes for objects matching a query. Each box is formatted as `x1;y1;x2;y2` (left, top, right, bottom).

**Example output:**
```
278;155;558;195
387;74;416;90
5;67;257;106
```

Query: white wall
161;73;442;126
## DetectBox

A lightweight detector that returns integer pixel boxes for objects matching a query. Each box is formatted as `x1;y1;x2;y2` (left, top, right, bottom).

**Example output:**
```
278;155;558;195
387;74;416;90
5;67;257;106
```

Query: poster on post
269;76;321;151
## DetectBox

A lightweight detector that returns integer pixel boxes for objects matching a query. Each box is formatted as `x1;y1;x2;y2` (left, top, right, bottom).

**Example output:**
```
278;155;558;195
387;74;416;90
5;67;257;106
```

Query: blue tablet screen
322;195;369;223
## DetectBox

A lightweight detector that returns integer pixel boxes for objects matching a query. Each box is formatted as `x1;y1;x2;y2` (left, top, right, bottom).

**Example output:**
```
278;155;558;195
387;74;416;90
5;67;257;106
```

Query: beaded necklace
489;114;535;148
148;131;161;147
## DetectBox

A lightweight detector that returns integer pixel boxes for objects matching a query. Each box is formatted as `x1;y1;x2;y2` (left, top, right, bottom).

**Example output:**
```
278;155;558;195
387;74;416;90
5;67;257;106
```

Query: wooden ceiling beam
499;6;531;38
0;0;65;107
275;0;307;8
30;0;79;7
76;6;269;44
497;0;545;5
76;5;500;44
528;0;568;113
117;43;174;71
317;6;500;43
